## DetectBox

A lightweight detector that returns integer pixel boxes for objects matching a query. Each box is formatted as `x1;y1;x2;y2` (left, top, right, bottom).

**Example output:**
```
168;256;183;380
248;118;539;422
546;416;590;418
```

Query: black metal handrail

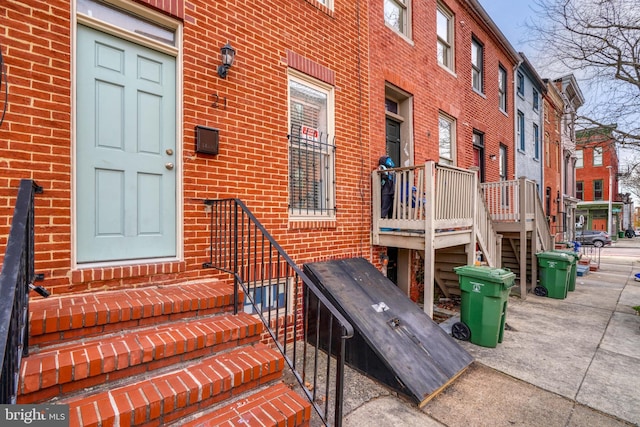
0;179;42;404
203;198;354;426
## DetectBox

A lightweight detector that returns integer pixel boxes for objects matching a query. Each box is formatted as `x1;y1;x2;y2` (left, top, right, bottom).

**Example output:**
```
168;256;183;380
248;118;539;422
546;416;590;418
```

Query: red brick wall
368;0;517;182
0;0;371;295
543;91;563;235
576;134;618;202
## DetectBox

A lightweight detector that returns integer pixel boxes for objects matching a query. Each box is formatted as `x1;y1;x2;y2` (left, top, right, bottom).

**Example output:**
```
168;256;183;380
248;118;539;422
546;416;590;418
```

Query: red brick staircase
19;280;312;426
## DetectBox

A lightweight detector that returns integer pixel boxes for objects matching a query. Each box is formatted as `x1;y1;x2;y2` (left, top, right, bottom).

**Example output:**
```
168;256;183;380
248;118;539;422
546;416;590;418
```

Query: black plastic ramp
303;257;473;407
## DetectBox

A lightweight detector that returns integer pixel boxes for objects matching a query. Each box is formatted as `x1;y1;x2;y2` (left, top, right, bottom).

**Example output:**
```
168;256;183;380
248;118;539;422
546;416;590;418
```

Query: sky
478;0;636;174
478;0;538;58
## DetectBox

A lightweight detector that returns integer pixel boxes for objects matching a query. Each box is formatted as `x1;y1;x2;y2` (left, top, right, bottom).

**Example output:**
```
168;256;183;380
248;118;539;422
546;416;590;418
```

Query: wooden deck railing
475;184;502;268
372;161;476;234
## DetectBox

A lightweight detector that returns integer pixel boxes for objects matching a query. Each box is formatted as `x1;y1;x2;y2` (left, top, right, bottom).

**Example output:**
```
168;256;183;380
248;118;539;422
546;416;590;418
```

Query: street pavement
336;237;640;427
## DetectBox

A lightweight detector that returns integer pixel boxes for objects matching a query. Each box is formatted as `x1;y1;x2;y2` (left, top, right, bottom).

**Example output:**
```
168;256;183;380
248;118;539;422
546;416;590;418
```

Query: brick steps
63;344;287;426
19;312;264;403
179;382;312;427
28;280;236;348
20;281;312;426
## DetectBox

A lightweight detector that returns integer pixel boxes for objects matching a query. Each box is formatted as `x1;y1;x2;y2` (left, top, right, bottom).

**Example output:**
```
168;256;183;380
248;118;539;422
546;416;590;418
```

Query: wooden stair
20;280;312;426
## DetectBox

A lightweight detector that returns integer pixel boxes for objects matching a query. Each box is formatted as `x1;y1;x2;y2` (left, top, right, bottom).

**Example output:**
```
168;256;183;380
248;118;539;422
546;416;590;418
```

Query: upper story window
593;147;603;166
471;38;484;93
517;72;524;96
576;181;584;200
437;3;454;71
288;74;336;219
533;123;540;160
316;0;333;9
439;113;456;165
517;111;525;151
575;149;584;168
385;0;411;37
594;179;603;200
533;88;539;111
498;65;507;112
545;132;550;167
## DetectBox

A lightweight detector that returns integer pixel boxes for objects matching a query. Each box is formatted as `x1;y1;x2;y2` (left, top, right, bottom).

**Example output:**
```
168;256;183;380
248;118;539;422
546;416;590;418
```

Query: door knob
165;162;174;170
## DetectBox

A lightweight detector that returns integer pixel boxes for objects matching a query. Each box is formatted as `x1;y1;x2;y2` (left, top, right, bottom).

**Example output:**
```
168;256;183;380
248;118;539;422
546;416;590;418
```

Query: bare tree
528;0;640;149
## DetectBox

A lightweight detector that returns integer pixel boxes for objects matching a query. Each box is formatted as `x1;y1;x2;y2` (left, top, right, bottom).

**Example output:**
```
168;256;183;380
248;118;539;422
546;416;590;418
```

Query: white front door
76;25;177;263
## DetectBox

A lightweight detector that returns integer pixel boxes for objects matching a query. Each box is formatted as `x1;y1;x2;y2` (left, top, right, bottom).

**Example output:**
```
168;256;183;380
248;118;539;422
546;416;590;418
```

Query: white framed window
498;65;507;112
533;123;540;160
517;72;524;96
288;73;336;219
438;113;456;165
316;0;333;9
471;38;484;93
533;88;539;111
385;0;411;38
575;149;584;168
243;278;294;315
517;111;525;151
437;3;454;71
593;147;603;166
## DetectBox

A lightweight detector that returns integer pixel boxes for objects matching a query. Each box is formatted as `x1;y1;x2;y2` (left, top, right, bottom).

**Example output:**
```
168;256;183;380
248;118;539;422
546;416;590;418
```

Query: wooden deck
372;162;553;314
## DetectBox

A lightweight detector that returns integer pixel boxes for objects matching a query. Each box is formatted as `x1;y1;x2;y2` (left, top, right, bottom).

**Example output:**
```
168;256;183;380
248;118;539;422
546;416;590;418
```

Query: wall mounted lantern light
217;43;236;79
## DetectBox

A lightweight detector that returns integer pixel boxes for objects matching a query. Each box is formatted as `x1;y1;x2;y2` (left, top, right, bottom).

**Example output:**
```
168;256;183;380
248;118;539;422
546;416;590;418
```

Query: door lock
165;162;174;170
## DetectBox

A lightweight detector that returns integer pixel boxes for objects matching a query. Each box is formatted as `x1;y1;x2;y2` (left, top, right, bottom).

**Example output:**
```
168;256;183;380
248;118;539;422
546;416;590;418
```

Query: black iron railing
0;179;42;404
203;198;353;426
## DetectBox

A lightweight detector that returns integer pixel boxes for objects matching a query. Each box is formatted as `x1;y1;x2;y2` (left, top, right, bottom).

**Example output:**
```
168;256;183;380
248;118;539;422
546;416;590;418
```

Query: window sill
289;218;337;230
437;63;457;77
384;23;415;46
472;88;486;99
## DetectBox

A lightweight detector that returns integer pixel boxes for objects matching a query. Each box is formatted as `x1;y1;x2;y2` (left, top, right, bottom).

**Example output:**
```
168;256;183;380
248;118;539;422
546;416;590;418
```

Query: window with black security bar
288;79;335;217
289;124;335;216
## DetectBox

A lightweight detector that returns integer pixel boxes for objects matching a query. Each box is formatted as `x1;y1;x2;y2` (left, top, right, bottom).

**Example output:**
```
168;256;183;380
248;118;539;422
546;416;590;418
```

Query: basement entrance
303;257;473;407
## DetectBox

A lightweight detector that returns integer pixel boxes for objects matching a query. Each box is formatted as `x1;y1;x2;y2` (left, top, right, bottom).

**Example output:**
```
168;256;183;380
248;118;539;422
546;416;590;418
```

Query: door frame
72;1;184;267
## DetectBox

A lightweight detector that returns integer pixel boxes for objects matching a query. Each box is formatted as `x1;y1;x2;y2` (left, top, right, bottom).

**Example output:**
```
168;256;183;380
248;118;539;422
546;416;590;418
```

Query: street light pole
607;165;613;236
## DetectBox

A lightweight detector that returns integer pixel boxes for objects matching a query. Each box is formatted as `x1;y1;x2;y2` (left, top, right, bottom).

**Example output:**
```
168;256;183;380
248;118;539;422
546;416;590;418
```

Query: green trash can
536;252;572;299
553;249;579;292
618;231;624;239
452;265;515;348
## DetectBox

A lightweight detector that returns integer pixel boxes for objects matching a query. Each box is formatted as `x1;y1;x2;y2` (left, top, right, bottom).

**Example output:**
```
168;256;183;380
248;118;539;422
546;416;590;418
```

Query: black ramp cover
303;257;473;406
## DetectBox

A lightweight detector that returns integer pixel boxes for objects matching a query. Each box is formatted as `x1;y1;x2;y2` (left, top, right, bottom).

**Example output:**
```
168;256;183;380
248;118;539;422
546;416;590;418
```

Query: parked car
635;228;640;237
575;230;612;247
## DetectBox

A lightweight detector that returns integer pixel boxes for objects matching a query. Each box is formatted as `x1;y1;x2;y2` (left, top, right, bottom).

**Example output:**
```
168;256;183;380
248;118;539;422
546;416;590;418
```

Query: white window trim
385;0;412;39
471;38;484;93
243;278;295;316
593;147;603;166
287;71;336;221
575;149;584;168
436;2;454;72
498;65;507;113
438;112;456;166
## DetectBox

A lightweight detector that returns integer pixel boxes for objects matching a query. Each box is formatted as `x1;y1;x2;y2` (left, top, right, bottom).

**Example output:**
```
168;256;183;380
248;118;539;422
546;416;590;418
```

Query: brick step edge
29;280;239;347
64;343;285;427
179;382;312;427
19;312;264;402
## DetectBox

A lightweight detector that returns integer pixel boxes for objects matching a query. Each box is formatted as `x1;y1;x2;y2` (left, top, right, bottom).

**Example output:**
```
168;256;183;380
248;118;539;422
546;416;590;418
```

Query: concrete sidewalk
339;246;640;426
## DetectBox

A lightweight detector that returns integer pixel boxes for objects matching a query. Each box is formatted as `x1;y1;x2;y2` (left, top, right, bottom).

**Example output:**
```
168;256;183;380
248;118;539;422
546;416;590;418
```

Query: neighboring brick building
554;74;585;241
542;79;565;238
0;0;372;294
575;126;622;233
369;0;520;297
